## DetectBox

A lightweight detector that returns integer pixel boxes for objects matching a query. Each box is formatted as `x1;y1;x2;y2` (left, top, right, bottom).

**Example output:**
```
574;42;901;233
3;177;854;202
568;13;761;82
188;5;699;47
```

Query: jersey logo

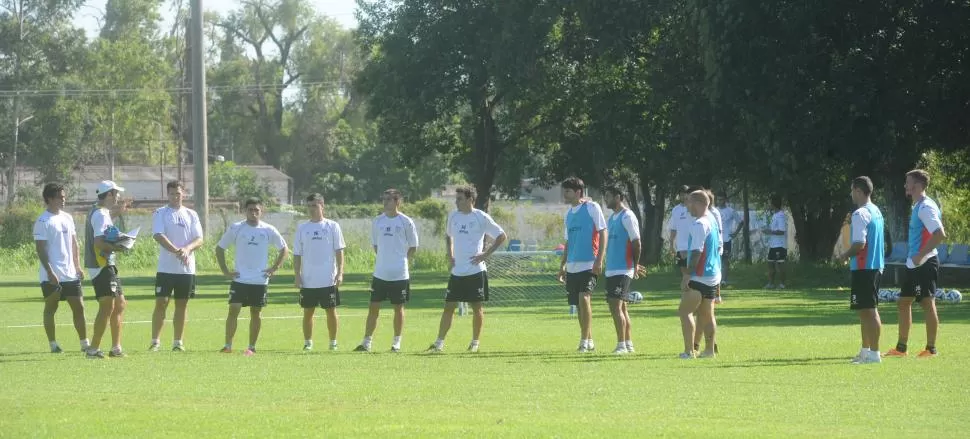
247;235;259;246
459;224;469;235
311;230;323;241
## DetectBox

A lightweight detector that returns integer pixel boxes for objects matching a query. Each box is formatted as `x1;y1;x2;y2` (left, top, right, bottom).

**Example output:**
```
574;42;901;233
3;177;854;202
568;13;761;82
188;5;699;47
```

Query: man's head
905;169;930;199
167;181;185;207
96;180;125;206
243;197;263;223
850;176;873;206
42;183;66;211
306;193;325;220
704;190;716;210
687;191;710;217
382;188;403;212
604;185;625;211
561;177;585;204
770;195;783;211
455;185;476;213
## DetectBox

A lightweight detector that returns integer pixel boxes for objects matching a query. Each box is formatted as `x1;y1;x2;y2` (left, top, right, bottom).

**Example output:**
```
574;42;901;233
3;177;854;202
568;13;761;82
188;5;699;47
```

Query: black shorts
605;275;632;301
687;280;717;300
155;273;196;300
767;247;787;263
566;270;597;306
91;266;124;299
676;253;687;268
850;269;881;310
300;286;340;309
722;241;733;258
41;280;82;300
370;278;410;305
446;271;489;303
228;282;268;308
901;256;939;301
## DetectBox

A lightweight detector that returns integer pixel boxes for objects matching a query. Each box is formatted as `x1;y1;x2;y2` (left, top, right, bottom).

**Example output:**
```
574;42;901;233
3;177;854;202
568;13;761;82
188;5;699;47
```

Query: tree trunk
471;99;500;212
741;179;752;263
789;194;846;262
637;174;666;265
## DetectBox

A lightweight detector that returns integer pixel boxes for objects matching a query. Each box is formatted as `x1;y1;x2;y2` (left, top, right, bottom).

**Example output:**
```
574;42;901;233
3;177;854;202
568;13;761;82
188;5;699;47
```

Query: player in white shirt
293;193;346;352
678;191;721;359
216;198;289;356
668;185;693;274
354;189;419;353
83;180;128;359
427;186;506;353
717;195;745;286
150;181;204;352
603;186;647;355
763;196;787;289
34;183;88;354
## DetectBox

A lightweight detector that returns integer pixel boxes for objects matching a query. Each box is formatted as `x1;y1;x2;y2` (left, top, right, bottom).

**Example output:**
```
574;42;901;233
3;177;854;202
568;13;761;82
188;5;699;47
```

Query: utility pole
190;0;209;231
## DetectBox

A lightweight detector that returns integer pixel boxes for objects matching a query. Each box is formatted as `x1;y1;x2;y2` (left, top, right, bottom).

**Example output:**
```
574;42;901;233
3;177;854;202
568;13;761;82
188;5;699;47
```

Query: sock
80;339;90;349
49;341;59;350
927;345;937;354
470;339;479;346
362;336;373;347
151;338;160;345
173;339;183;347
305;339;313;346
248;345;256;351
896;342;907;353
111;345;122;353
434;338;445;349
625;340;633;349
392;336;402;348
330;339;338;347
616;342;626;350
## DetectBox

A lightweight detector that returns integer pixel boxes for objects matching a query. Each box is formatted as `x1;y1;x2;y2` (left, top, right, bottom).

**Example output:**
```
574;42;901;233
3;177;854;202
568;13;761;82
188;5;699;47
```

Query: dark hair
561;177;585;192
704;189;716;207
166;181;185;191
97;191;111;201
244;197;262;208
852;176;874;196
383;188;403;200
42;183;65;203
770;195;783;210
455;185;477;200
305;193;325;204
679;185;691;194
906;169;930;188
604;185;625;199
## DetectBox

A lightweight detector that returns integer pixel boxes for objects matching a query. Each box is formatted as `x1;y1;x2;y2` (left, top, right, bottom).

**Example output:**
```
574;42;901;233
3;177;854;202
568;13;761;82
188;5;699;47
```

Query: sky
74;0;360;36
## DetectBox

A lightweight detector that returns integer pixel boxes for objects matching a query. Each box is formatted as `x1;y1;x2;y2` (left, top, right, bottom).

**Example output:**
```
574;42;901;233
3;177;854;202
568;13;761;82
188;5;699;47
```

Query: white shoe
625;344;635;353
612;346;628;355
679;351;695;360
777;283;786;289
763;283;775;290
467;343;479;353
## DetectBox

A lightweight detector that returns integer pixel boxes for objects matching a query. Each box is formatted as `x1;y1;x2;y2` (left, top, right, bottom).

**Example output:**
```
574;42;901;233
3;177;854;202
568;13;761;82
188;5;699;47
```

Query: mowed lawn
1;268;969;438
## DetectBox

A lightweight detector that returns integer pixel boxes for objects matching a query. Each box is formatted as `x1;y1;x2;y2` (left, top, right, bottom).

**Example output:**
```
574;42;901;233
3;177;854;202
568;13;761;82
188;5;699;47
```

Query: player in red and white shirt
293;193;346;352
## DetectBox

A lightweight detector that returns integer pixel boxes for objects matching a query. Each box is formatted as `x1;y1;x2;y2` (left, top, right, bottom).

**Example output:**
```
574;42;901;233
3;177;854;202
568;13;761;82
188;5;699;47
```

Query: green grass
1;265;969;438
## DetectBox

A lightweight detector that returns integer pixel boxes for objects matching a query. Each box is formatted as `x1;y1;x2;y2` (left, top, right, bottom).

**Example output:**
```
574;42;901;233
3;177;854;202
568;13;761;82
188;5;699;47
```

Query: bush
0;201;45;248
403;199;449;236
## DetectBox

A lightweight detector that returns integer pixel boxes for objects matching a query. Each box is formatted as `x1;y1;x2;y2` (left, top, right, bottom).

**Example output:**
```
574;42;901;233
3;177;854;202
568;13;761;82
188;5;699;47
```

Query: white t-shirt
371;213;419;281
606;209;642;278
152;205;203;274
669;203;692;251
88;208;114;279
33;210;79;283
768;210;788;249
293;219;346;288
688;215;721;287
563;201;608;273
709;206;724;248
217;220;287;285
719;206;742;242
447;209;505;276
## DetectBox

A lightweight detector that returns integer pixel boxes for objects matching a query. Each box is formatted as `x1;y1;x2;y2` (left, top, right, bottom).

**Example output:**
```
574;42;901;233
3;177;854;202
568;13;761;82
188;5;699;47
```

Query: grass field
1;265;969;438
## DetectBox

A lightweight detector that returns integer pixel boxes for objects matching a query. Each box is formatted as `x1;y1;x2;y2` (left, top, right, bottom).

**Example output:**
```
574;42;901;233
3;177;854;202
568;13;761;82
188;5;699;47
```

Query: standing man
354;189;419;353
84;180;128;359
764;196;788;289
216;198;289;356
837;176;885;364
885;169;946;358
677;191;721;359
557;177;607;353
150;181;204;352
717;195;745;287
293;193;346;352
34;183;88;353
603;186;646;355
669;186;693;275
427;186;506;353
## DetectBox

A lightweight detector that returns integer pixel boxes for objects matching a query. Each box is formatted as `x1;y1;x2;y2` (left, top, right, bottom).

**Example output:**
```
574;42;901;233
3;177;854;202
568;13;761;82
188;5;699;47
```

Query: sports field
1;266;968;438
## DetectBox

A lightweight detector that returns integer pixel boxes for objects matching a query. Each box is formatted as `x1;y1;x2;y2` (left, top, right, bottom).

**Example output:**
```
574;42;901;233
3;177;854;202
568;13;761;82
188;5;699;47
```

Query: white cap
96;180;125;195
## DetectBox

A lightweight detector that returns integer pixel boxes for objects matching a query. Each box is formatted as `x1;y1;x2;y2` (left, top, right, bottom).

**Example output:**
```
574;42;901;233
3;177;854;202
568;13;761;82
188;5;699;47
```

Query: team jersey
293;219;346;288
719;206;742;242
217;220;287;285
687;213;722;286
768;210;787;249
152;205;203;274
907;196;943;265
33;210;79;283
605;208;641;278
564;201;607;273
371;213;419;281
447;209;505;276
849;203;885;271
84;206;115;279
670;203;692;251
